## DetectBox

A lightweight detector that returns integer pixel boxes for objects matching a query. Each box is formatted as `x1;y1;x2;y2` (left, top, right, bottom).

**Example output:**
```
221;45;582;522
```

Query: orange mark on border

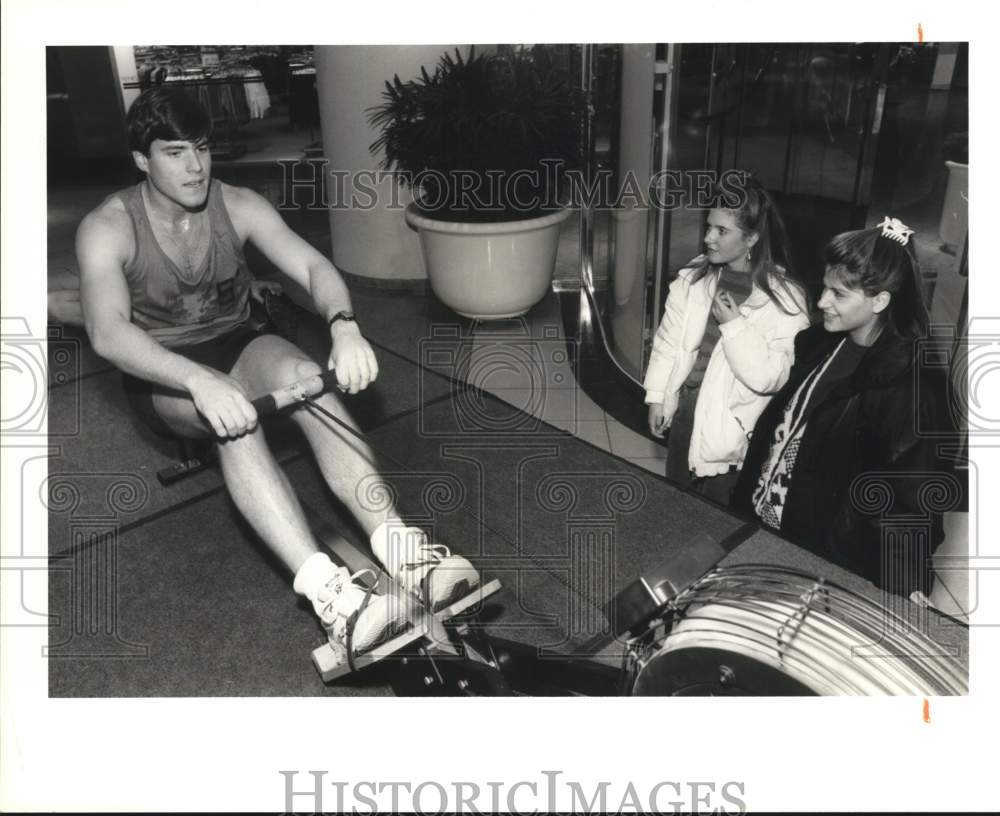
918;23;924;43
923;698;931;723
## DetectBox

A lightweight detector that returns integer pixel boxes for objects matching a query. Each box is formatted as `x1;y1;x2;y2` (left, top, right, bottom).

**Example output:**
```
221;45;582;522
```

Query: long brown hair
690;171;807;315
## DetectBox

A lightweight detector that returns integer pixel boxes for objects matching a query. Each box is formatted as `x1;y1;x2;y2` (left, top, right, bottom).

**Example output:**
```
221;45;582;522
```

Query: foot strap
344;579;379;674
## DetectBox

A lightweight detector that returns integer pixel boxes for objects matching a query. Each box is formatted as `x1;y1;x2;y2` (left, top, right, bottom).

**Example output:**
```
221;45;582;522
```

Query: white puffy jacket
642;258;810;477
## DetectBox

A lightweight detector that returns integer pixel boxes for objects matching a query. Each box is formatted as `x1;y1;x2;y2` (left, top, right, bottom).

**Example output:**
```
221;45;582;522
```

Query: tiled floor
455;297;670;475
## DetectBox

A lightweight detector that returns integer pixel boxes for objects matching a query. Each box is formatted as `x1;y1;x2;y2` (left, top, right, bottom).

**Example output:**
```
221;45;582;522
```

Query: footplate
434;578;503;622
311;621;429;682
312;580;504;683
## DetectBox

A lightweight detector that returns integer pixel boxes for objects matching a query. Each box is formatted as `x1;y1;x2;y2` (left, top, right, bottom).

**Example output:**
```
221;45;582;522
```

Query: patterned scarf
752;339;847;529
685;268;755;388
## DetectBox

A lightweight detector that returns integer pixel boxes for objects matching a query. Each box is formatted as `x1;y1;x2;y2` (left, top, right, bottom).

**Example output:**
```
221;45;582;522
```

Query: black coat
732;323;959;596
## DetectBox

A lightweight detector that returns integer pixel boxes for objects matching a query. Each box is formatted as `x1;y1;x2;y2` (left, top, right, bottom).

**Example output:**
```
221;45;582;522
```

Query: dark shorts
122;324;274;438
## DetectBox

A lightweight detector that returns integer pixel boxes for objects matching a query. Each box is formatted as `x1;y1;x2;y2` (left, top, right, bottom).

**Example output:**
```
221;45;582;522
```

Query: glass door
576;41;967;389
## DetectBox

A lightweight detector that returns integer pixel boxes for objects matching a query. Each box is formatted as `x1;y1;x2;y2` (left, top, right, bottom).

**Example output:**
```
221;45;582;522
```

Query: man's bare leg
153;333;478;613
151;387;320;574
48;289;86;327
48;268;85;327
218;430;322;572
228;335;395;536
150;379;401;651
227;334;480;609
150;334;393;571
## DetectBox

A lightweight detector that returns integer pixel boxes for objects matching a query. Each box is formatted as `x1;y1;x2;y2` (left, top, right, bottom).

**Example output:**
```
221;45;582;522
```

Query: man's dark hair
126;86;212;156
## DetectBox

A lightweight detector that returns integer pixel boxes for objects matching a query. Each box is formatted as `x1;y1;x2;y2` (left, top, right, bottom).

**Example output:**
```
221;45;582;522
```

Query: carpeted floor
47;296;967;697
47;368;750;696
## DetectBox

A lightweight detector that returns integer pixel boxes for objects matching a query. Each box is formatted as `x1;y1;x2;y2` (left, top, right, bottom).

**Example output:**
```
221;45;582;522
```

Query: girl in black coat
732;218;956;598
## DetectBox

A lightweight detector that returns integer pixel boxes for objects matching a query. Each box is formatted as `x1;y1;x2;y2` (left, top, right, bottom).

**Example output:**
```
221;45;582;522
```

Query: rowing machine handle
250;368;341;417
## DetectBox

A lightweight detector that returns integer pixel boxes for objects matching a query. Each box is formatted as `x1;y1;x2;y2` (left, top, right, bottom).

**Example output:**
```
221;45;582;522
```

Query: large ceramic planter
405;204;571;319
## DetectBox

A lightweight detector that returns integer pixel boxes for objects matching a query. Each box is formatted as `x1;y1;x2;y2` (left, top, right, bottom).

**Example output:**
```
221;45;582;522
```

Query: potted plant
368;46;582;319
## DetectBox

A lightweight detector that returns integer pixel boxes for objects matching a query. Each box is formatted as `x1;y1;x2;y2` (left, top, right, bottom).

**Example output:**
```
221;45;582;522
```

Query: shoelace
399;542;461;612
399;542;452;574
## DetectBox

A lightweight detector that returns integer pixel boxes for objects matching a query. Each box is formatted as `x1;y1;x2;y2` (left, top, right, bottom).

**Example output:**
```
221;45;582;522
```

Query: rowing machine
152;365;506;684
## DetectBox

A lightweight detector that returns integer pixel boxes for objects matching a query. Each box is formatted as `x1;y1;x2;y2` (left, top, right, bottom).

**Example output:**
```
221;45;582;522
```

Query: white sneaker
314;566;404;655
381;527;481;612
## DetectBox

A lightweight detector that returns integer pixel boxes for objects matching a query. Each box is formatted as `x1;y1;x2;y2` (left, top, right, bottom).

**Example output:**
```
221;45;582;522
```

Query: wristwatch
328;310;357;328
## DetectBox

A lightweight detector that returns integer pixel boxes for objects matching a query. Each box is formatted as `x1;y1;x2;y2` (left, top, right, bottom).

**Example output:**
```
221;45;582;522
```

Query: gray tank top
118;179;252;347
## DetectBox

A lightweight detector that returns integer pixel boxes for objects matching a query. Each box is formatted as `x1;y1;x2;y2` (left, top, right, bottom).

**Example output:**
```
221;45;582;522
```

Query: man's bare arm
77;208;201;388
229;186;379;393
76;208;257;437
227;186;353;320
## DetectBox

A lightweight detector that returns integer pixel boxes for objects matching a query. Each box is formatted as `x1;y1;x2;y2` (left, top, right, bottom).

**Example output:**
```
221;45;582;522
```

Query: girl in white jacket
643;173;810;503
